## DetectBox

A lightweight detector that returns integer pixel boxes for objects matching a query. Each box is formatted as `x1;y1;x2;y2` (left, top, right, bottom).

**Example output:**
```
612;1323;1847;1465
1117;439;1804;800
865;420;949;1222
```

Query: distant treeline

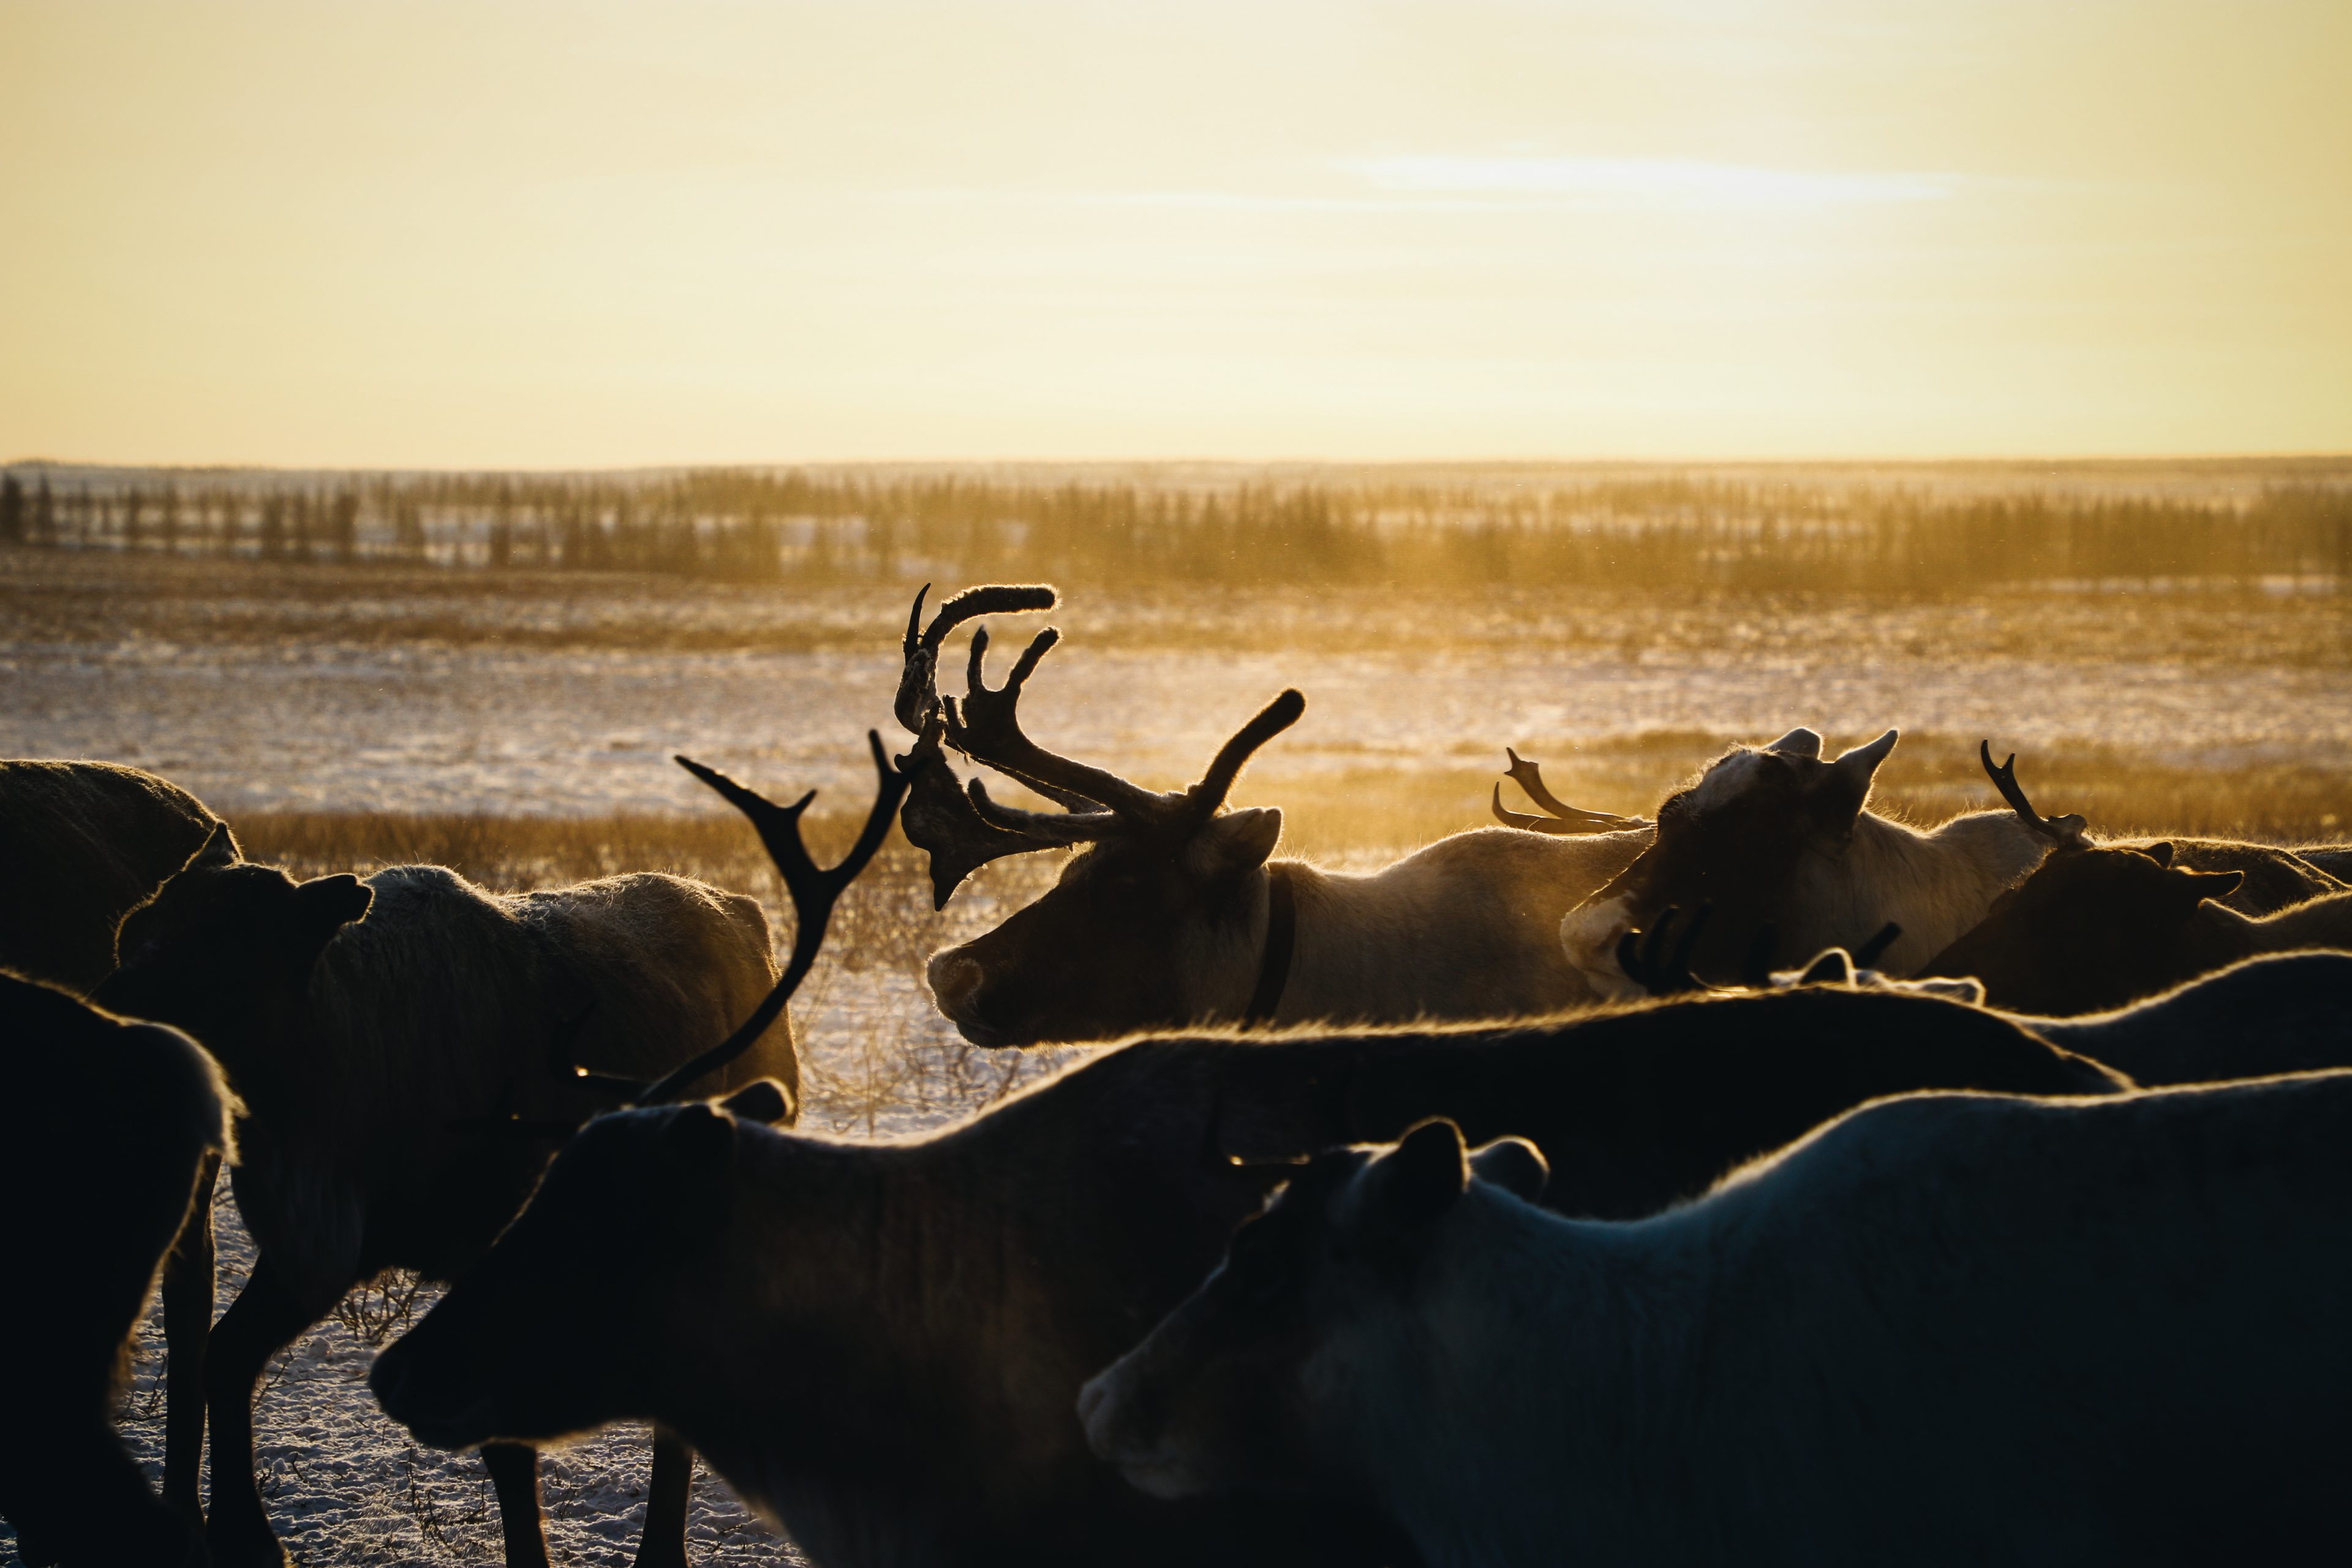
2;467;2345;594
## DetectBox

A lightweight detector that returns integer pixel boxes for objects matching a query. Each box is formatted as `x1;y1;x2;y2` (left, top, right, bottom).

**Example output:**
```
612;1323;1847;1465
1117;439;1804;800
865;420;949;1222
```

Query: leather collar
1242;863;1298;1029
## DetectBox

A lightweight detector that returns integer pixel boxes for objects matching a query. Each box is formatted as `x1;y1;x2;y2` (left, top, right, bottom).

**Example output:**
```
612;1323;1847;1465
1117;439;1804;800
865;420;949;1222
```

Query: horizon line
7;452;2351;478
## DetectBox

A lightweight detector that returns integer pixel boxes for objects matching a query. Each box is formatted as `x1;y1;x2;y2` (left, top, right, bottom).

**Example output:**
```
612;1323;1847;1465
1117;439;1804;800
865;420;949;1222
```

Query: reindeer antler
1615;905;1715;997
894;581;1057;736
641;733;907;1103
1978;742;2087;849
888;582;1308;903
1491;747;1648;835
947;625;1169;820
1851;921;1902;970
889;584;1076;907
964;684;1306;842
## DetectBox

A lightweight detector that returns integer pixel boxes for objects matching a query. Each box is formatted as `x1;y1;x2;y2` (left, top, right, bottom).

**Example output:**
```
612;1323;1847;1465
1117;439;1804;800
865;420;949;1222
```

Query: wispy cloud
872;156;1959;216
1336;154;1953;208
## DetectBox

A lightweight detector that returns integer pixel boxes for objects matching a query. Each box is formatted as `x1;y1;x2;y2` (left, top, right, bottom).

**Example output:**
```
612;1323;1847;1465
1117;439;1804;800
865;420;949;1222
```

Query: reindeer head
1558;726;1901;995
1919;755;2234;1016
891;586;1305;1046
92;823;374;1093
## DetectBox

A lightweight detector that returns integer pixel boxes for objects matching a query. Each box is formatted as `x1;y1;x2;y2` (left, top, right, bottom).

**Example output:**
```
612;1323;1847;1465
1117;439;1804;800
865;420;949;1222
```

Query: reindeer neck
2197;891;2352;965
1261;845;1594;1026
1798;810;2049;974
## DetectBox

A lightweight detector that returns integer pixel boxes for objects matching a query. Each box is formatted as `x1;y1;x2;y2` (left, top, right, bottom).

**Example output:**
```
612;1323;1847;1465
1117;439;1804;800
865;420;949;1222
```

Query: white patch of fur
1558;895;1645;1002
1783;810;2052;974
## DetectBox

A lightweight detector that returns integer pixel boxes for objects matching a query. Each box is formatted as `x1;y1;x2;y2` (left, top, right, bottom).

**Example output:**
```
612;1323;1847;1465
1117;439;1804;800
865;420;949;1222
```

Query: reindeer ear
718;1077;796;1126
1189;807;1281;882
1469;1137;1548;1202
1763;727;1823;759
184;821;240;873
661;1102;737;1183
1362;1118;1470;1234
1903;974;1987;1006
1797;948;1855;987
293;873;372;934
2173;869;2242;908
1818;729;1898;821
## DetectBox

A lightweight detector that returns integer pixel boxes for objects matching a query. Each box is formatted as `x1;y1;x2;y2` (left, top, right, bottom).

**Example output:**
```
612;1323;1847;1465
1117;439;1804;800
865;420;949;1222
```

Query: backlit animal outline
1;971;235;1567
1082;1081;2352;1566
87;737;900;1568
1551;727;2340;997
894;585;1653;1046
371;979;2120;1568
0;759;230;993
1917;748;2352;1014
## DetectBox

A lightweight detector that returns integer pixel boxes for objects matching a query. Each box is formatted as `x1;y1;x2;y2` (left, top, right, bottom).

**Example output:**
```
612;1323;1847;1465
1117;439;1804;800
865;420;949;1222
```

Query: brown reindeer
894;586;1651;1046
1918;747;2352;1017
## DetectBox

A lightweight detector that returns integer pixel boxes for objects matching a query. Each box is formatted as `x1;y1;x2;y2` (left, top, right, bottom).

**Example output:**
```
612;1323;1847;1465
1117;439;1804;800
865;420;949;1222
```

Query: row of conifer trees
3;468;2345;594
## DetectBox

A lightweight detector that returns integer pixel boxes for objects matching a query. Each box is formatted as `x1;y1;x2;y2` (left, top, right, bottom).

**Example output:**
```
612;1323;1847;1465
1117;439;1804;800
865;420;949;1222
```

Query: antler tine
892;581;1057;736
1852;921;1903;970
901;582;929;662
894;583;939;737
1497;747;1649;834
1616;905;1717;997
645;733;909;1102
1666;902;1713;983
1189;688;1306;817
1615;913;1667;995
966;778;1128;846
946;625;1170;821
1492;783;1566;834
1978;741;2086;847
929;582;1058;644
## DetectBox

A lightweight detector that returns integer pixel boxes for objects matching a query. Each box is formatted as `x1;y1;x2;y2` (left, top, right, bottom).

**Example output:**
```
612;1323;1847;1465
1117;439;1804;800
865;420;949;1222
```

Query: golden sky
3;1;2347;466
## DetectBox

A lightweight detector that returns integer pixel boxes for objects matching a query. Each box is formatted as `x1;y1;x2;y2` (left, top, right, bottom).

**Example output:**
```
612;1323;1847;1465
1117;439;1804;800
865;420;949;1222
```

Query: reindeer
1;972;235;1568
86;741;900;1568
1082;1084;2352;1566
1;759;230;993
891;586;1653;1046
370;979;2117;1568
1605;864;2352;1088
1916;749;2352;1017
1555;727;2341;998
2298;845;2352;881
2030;951;2352;1086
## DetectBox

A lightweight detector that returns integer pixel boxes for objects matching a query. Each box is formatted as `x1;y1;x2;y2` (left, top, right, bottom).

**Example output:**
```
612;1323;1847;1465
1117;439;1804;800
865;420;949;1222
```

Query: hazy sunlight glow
1;0;2346;466
1337;156;1953;208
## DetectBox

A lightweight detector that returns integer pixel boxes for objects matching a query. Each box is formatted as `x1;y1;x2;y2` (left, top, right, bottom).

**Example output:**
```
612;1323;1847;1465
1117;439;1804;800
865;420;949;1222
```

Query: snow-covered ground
7;630;2351;821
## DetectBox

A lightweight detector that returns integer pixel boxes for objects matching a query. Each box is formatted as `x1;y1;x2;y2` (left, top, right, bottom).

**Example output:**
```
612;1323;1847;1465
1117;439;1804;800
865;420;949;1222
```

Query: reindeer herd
4;581;2351;1568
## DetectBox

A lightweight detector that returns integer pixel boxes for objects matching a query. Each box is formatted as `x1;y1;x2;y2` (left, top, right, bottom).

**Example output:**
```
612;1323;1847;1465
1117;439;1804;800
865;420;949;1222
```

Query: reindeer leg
3;1417;206;1567
482;1442;552;1568
632;1428;696;1568
160;1148;221;1523
202;1252;340;1567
